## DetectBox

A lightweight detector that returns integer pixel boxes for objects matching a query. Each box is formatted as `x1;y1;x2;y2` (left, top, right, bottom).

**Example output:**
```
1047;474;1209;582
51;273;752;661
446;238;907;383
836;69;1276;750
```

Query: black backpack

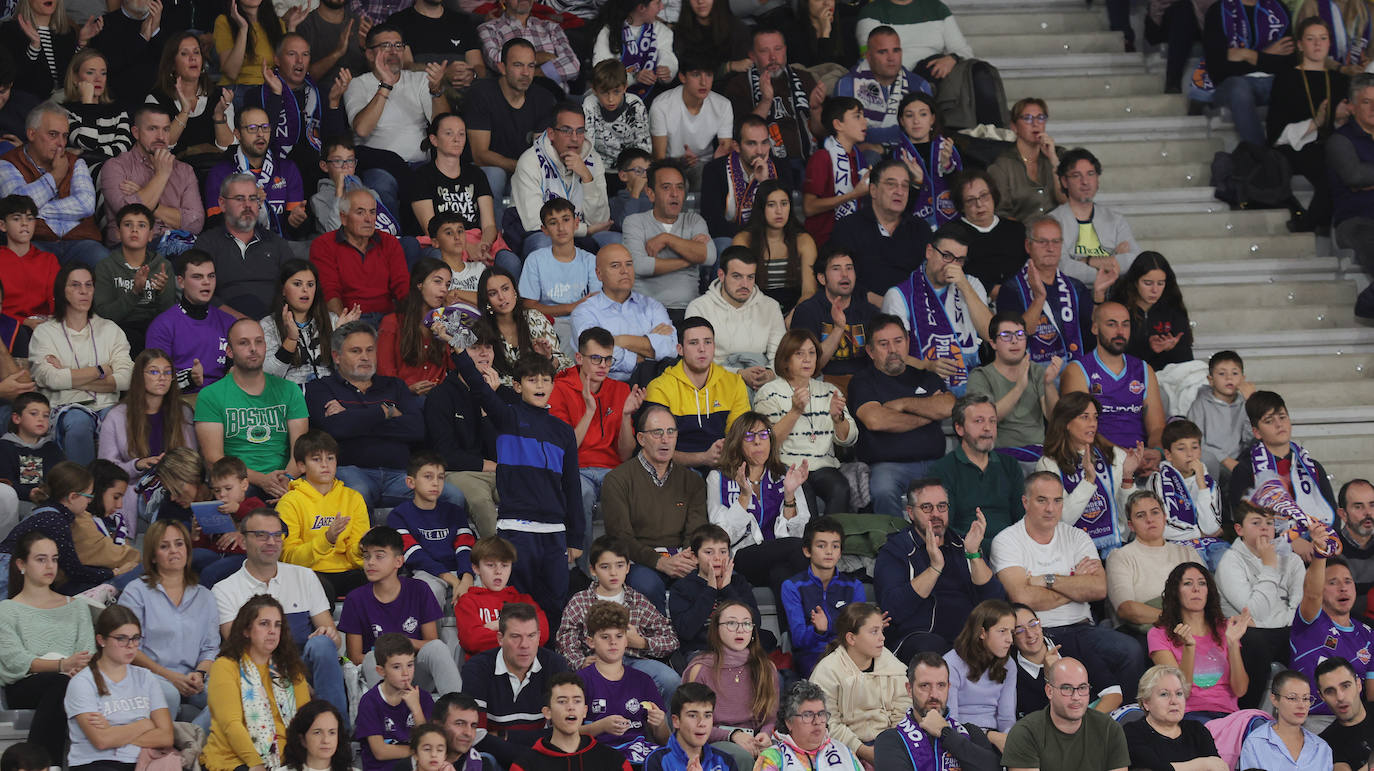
1210;141;1294;209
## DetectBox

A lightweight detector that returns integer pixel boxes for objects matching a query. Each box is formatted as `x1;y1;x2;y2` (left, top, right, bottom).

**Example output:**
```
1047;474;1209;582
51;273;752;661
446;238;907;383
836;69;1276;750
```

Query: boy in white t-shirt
648;59;735;188
433;212;488;305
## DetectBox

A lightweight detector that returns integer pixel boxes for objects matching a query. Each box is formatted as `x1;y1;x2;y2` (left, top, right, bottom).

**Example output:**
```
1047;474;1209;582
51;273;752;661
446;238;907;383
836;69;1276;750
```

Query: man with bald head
570;245;677;382
1001;656;1130;771
194;317;310;500
1059;301;1164;459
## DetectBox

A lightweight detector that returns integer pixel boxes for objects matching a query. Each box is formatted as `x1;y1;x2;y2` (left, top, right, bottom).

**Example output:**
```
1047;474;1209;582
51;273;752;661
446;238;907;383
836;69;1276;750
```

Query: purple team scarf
621;22;659;98
1010;263;1085;364
265;74;322;153
1191;0;1289;92
1249;440;1335;527
726;150;775;226
458;749;483;771
894;710;970;771
717;469;786;548
1155;461;1223;552
93;512;130;546
897;135;960;228
823;135;866;221
1060;446;1121;555
1317;0;1371;65
896;270;974;391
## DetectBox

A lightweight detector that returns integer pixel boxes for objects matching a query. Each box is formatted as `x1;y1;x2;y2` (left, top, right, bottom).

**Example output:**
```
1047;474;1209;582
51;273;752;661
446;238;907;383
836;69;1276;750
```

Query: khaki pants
448;470;499;538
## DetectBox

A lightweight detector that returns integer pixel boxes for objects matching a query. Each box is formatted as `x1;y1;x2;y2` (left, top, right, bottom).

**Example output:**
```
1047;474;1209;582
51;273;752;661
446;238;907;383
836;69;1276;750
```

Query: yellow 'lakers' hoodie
276;477;369;573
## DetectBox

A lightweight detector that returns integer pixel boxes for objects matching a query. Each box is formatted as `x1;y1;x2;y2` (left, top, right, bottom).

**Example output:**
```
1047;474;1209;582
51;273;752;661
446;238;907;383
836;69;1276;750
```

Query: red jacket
376;312;453;387
547;368;630;471
455;585;551;655
309;230;408;314
0;246;58;318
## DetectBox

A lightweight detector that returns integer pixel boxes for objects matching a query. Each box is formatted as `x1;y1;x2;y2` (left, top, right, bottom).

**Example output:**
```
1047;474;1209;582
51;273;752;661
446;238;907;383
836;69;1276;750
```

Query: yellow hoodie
276;477;369;573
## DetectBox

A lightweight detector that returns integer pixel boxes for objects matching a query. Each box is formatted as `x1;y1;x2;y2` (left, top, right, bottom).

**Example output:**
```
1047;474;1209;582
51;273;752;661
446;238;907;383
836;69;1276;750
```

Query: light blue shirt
65;664;167;766
943;648;1017;733
118;579;221;672
1238;721;1332;771
518;246;601;305
571;290;677;381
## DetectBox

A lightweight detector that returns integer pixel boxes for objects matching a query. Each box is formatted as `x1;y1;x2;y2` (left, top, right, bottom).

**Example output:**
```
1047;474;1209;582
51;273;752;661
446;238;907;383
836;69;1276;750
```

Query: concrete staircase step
1048;93;1189;120
1181;279;1358;307
1174;257;1345;284
1290;406;1374;425
1100;188;1225;214
1216;352;1374;383
1246;378;1374;408
1131;210;1291;239
955;10;1108;35
1142;233;1320;262
1002;72;1162;101
1317;460;1371;489
987;53;1149;77
966;31;1127;56
1036;137;1221;166
1080;161;1212;191
1293;434;1374;464
1193;326;1374;356
1053;115;1213;143
1189;304;1353;332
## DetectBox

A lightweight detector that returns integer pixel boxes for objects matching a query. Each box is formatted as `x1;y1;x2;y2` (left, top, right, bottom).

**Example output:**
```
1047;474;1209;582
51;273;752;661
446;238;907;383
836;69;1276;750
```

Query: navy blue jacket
424;368;499;473
667;570;760;657
453;351;584;542
780;567;867;675
304;372;424;469
461;646;569;746
643;734;737;771
873;526;1006;648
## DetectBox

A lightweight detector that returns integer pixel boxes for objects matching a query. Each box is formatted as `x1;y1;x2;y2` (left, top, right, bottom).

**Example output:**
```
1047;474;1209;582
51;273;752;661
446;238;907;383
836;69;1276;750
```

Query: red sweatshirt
0;246;58;318
309;230;408;314
454;585;550;655
547;368;630;470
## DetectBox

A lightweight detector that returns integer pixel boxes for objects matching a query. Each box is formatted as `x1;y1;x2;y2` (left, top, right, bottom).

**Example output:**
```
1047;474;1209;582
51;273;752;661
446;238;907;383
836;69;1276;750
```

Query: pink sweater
685;649;780;743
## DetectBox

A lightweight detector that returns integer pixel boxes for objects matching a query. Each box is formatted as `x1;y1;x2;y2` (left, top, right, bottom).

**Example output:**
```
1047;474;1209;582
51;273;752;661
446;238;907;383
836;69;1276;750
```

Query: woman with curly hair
281;700;352;771
682;600;780;768
201;594;312;771
943;599;1016;752
732;180;817;311
1147;562;1249;721
1109;251;1193;372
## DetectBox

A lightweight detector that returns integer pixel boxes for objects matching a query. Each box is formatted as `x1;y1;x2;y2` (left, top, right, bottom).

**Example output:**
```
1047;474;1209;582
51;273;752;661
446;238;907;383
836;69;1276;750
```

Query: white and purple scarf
621;22;659;97
1155;461;1222;550
1060;446;1122;556
724;150;775;226
533;134;596;223
896;270;979;393
1191;0;1289;93
1249;441;1335;529
265;75;322;153
718;469;786;549
1317;0;1371;66
232;147;285;233
747;64;813;158
1010;264;1085;363
897;134;960;228
893;710;970;771
847;64;932;130
823;135;866;221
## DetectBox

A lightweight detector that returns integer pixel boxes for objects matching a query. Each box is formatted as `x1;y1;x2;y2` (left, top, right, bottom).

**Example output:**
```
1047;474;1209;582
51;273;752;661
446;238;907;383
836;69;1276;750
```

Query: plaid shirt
348;0;406;23
556;583;679;663
477;13;579;85
0;152;96;237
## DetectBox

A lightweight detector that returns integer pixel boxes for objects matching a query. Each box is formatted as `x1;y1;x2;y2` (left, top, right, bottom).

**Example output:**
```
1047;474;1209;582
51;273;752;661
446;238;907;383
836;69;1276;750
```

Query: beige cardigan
809;645;913;753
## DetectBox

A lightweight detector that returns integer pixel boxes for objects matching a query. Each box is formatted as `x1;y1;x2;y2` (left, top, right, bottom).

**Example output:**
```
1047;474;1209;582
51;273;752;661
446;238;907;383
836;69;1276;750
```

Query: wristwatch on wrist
1042;573;1057;590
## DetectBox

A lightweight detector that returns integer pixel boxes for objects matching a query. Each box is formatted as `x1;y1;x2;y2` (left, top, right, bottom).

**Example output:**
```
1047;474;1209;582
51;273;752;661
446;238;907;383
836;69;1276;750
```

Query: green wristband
964;551;982;560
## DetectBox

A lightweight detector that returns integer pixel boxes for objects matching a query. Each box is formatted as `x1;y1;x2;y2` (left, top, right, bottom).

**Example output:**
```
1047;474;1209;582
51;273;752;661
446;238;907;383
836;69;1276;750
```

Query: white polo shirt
213;561;332;643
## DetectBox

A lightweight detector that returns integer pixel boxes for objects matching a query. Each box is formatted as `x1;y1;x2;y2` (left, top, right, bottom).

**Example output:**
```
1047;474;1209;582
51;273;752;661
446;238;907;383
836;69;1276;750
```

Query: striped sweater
751;377;858;470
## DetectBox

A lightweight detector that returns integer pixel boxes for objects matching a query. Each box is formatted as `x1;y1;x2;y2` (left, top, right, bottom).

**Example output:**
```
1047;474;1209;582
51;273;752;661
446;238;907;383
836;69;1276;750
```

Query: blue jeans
1214;74;1273;147
628;656;681;705
626;563;672;615
54;406;107;466
155;674;208;723
335;466;465;520
37;239;106;269
360;167;401;223
197;554;246;588
480;166;510;224
577;466;613;571
302;634;348;716
1048;621;1145;702
868;460;934;517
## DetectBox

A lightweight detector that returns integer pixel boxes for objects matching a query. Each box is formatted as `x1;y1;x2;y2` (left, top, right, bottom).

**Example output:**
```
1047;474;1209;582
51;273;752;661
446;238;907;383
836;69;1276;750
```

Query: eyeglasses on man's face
370;41;405;51
639;427;678;440
245;530;287;541
932;246;966;265
996;330;1027;341
224;195;264;206
1052;683;1091;696
552;125;586;137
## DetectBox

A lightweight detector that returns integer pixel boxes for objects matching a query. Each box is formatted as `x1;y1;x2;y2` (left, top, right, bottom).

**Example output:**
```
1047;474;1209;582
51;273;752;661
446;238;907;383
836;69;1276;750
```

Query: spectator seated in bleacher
513;102;617;258
809;602;912;766
942;600;1017;753
261;259;347;386
1000;657;1131;771
0;195;58;324
681;599;780;769
625;161;717;321
574;600;671;762
719;28;827;184
700;115;790;250
1049;147;1139;288
966;312;1060;456
1329;73;1374;316
0;530;97;761
889;91;962;230
0;392;62;514
1010;604;1122;719
463;38;554;225
986;98;1064;223
376;259;456;393
1200;0;1292;148
92;204;179;351
98;105;205;249
830;160;933;313
310;188;409;328
647;59;730;190
1146;562;1247;721
802;96;870;248
476;0;579;93
281;701;354;771
1105;491;1203;636
276;428;370;598
1315;655;1374;768
1060;302;1165;455
644;318;750;472
686;248;786;389
145;250;236;395
834;26;933;151
951;170;1024;304
786;246;880;383
454;535;550;657
211;507;348;714
874;478;1003;660
475;266;573;386
1146;420;1226;569
779;517;864;676
144;33;237;163
311;138;401;239
995;217;1095;367
668;524;764;658
571;245;677;383
754;681;861;770
1238;668;1334;769
729;180;818;314
425;329;500;539
584;62;652;192
519;199;603;351
116;518;220;721
1122;665;1226;770
246;33;351;195
432;692;498;771
1335;479;1374;598
193;173;292;321
1291;543;1374;715
205;107;309;240
512;671;635;770
201;595;313;771
384;450;475;606
609;149;653;234
930;393;1026;541
872;651;1001;770
1186;350;1253;481
1111;251;1194;373
30;264;134;466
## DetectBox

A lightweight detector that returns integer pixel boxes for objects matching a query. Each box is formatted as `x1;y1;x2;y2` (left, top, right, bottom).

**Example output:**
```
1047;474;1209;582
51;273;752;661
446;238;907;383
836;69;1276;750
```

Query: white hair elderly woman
754;680;861;770
1124;665;1227;771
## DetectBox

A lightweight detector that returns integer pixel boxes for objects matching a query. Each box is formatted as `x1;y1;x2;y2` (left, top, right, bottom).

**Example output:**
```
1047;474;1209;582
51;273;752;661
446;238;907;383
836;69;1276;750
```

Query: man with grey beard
1337;479;1374;599
192;172;292;320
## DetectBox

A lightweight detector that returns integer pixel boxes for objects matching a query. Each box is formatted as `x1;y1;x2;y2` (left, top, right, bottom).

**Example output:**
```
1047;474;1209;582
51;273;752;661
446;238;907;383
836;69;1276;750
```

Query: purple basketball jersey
1291;607;1374;714
1074;352;1148;447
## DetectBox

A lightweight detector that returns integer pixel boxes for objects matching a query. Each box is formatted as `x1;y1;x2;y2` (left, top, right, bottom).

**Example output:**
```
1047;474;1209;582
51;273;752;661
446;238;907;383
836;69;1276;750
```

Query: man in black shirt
90;0;170;112
385;0;485;87
789;246;878;378
830;159;931;306
1319;656;1374;771
463;38;554;224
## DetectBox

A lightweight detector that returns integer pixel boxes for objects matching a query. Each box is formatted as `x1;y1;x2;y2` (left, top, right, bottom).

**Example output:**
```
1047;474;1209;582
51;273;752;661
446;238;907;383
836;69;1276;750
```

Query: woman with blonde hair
1124;665;1226;769
116;518;219;721
0;0;102;100
59;49;132;174
809;602;911;766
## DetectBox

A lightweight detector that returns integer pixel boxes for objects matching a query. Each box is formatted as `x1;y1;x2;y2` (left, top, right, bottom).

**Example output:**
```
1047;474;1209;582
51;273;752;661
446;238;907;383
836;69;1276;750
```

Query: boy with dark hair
0;194;57;322
555;535;679;701
586;60;651;194
454;536;550;655
195;455;266;579
509;672;634;771
0;391;61;504
520;198;602;336
453;346;584;629
428;211;486;302
0;743;49;771
92;203;177;351
1185;349;1255;480
276;428;370;597
780;516;864;675
802;96;870;245
355;632;435;771
1228;390;1338;559
145;249;236;392
340;526;464;695
667;524;763;657
1147;419;1225;569
610;148;653;231
576;601;669;761
643;682;736;771
386;451;476;607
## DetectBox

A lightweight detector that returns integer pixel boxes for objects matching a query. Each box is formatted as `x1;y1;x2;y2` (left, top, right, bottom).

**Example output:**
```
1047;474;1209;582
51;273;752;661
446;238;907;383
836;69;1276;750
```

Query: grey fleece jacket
1185;384;1251;478
1049;202;1139;286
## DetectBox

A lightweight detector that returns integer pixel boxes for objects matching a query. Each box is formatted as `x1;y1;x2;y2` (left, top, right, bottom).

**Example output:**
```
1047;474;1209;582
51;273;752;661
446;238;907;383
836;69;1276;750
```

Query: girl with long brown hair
202;595;311;771
1034;391;1143;558
809;602;910;765
98;347;196;535
262;260;353;386
476;265;571;386
379;258;455;392
944;599;1017;752
682;600;779;768
66;605;174;767
732;181;817;311
1148;562;1249;721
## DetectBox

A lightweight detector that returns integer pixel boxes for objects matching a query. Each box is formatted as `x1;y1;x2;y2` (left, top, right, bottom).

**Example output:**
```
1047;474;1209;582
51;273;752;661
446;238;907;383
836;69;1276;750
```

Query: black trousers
736;537;810;610
5;671;73;760
803;466;852;516
1279;142;1333;229
1146;1;1201;90
1238;625;1291;709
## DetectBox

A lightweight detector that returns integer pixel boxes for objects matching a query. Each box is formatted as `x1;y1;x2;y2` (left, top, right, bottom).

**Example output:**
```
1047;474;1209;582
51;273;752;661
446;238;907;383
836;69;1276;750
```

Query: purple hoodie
145;299;235;392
